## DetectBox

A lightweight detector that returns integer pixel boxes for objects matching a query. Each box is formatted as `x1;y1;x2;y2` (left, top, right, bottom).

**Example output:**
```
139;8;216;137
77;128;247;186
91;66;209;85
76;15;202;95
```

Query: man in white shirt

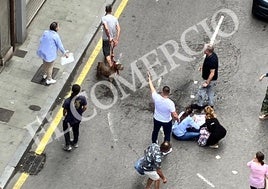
148;72;179;146
101;4;121;67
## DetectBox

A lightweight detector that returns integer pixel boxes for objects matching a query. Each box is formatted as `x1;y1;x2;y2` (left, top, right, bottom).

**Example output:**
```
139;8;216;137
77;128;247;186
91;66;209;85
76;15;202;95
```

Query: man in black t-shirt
193;45;218;110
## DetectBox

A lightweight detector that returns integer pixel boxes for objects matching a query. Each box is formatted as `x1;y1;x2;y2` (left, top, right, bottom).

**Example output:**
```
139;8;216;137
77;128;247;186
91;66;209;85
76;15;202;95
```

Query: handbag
198;127;210;146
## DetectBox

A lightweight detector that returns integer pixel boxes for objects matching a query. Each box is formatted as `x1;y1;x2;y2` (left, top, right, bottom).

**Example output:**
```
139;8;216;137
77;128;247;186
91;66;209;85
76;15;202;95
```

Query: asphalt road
7;0;268;188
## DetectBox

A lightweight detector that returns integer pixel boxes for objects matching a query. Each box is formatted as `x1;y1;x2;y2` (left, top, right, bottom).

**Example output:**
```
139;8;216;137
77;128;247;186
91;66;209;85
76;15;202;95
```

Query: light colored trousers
41;60;54;80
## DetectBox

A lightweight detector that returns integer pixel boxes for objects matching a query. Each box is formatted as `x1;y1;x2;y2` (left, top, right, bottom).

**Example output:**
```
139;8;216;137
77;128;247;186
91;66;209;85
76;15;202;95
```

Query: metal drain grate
31;66;59;86
13;49;28;58
0;107;14;123
20;151;46;175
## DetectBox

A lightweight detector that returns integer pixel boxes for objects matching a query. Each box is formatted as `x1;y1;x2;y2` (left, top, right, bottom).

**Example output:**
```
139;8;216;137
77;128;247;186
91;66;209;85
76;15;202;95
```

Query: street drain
13;49;27;58
0;107;14;123
20;151;46;175
29;105;41;111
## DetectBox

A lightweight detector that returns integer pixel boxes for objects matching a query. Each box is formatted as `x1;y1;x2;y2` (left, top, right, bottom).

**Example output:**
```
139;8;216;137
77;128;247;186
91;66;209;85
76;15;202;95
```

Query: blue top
37;30;66;62
62;95;87;124
172;116;200;137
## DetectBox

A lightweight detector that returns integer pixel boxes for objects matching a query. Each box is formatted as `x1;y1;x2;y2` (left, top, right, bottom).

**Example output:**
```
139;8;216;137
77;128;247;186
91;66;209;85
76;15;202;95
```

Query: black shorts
102;40;111;57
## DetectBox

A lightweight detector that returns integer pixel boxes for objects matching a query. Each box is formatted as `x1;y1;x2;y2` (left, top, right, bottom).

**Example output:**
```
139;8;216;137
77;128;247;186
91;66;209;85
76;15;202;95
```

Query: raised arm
147;71;156;93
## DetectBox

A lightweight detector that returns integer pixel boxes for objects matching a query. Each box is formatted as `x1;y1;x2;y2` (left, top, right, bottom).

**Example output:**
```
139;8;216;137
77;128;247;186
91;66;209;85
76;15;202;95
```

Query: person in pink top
247;151;268;189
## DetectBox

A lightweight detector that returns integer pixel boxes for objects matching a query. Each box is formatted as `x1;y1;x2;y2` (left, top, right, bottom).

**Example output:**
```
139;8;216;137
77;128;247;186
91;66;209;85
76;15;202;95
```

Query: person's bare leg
145;178;153;189
106;55;113;67
154;180;160;189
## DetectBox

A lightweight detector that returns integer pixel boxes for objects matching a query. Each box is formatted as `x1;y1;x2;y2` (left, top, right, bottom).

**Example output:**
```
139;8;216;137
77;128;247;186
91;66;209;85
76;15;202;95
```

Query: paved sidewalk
0;0;114;188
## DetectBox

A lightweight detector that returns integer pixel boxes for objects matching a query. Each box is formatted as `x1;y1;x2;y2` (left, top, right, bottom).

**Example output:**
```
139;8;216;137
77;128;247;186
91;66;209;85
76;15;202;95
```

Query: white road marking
210;15;224;45
232;170;238;175
107;112;118;142
203;15;225;58
197;173;215;188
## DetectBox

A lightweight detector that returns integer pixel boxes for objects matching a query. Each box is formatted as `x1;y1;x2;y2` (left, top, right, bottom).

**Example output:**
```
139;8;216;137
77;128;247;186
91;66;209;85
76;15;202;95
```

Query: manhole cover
29;105;41;111
0;107;14;123
13;49;27;58
20;151;46;175
31;66;59;86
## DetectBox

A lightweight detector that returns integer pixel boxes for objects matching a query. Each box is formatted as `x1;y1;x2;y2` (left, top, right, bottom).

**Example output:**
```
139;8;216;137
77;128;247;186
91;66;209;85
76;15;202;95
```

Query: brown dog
96;62;124;82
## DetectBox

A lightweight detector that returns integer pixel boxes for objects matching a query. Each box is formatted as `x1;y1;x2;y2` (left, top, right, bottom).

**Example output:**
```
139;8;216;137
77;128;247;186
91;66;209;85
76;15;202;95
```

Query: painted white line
210;16;224;45
107;112;118;142
203;15;224;58
197;173;215;188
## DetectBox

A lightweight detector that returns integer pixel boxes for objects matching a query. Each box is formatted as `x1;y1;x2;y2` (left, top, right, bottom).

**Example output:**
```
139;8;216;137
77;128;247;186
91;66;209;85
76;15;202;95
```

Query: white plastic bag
61;53;74;65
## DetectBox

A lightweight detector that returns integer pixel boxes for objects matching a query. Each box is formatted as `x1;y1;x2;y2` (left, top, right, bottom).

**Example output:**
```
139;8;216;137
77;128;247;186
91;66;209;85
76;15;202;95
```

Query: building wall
0;0;12;65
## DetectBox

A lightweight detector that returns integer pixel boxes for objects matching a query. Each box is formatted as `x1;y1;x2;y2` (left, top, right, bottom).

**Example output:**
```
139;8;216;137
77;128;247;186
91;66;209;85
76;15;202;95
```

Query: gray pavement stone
0;0;114;188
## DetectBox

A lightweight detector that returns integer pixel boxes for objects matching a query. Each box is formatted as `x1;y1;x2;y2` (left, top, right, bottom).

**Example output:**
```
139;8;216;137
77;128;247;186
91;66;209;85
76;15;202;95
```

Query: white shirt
101;14;119;40
152;91;175;122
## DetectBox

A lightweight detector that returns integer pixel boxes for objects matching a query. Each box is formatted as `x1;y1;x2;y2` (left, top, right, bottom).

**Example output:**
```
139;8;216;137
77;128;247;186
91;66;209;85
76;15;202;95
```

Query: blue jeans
173;132;200;141
152;118;172;143
197;81;216;107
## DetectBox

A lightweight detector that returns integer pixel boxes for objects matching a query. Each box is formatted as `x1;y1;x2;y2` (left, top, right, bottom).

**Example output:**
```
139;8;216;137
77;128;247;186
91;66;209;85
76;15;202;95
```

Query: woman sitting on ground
200;106;227;149
172;106;200;141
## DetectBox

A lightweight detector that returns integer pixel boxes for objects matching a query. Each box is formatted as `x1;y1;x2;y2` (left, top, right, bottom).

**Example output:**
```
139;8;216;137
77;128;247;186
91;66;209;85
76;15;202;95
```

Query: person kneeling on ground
172;106;200;141
200;106;227;149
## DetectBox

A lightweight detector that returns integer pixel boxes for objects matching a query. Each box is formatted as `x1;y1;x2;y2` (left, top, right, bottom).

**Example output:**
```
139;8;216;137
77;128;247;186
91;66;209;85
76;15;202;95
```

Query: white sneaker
46;79;56;85
259;114;268;120
63;145;72;151
162;148;173;156
209;144;219;149
43;74;47;80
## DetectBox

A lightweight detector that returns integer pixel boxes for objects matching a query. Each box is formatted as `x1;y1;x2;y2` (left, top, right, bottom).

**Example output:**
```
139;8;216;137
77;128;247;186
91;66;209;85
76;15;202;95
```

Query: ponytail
70;84;81;100
256;151;265;165
179;106;193;122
